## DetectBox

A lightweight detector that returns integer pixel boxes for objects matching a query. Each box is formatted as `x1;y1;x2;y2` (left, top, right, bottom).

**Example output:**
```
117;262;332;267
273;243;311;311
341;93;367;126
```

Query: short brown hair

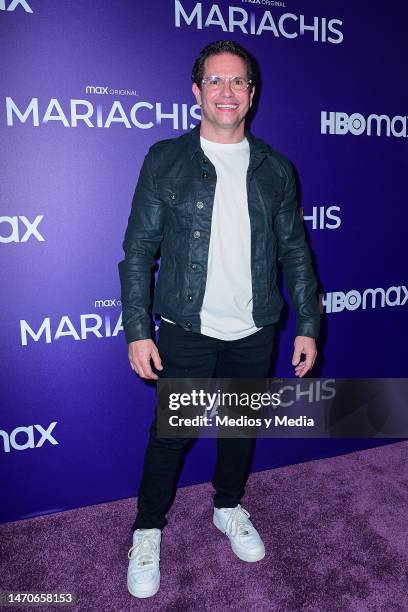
191;40;255;89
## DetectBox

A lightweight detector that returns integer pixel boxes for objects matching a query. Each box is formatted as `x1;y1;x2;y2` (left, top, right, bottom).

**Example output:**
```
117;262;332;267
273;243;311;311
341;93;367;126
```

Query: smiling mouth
215;104;239;110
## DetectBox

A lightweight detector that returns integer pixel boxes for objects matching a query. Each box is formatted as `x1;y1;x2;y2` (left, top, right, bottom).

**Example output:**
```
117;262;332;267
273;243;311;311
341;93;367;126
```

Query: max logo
0;0;33;12
0;422;58;453
85;86;109;95
0;215;44;243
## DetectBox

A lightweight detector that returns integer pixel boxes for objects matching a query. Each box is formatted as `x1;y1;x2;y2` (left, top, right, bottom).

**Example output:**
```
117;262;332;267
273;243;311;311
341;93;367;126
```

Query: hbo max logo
322;285;408;313
321;111;407;138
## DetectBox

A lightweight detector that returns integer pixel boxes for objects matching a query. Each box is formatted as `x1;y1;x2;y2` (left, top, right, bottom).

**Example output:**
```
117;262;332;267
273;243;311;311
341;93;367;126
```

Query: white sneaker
213;504;265;562
127;528;161;598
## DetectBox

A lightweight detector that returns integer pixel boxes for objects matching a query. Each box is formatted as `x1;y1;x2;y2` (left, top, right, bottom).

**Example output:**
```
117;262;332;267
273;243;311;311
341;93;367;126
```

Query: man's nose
219;80;233;95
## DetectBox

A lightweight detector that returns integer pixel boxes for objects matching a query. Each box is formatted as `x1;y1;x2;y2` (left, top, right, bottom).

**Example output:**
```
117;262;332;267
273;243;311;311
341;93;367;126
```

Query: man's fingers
293;337;317;375
295;361;308;378
130;362;143;378
135;366;158;380
151;348;163;371
136;357;158;380
303;353;314;371
294;348;317;377
144;368;159;380
139;347;161;379
129;357;148;379
292;348;302;366
127;339;162;380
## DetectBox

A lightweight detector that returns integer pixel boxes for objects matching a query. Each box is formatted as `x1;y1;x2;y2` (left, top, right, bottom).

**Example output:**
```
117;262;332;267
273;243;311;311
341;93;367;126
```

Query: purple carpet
1;441;408;611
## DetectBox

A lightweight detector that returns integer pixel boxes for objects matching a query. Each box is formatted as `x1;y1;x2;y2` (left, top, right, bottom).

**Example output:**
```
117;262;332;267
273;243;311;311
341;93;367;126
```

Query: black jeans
131;321;275;531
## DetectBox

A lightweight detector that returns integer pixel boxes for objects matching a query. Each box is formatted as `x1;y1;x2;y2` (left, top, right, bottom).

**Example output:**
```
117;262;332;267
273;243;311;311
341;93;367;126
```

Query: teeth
216;104;238;109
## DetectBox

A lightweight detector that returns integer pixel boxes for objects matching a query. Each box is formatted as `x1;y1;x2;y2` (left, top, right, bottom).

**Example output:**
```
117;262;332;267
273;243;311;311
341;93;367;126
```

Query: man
119;40;320;599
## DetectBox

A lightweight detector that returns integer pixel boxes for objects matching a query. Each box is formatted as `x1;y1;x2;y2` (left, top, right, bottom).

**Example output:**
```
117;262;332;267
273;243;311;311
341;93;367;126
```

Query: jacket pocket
156;179;196;230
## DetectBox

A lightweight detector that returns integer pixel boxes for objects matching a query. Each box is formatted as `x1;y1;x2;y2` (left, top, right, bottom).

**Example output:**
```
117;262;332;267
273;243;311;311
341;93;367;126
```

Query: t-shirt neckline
200;135;248;152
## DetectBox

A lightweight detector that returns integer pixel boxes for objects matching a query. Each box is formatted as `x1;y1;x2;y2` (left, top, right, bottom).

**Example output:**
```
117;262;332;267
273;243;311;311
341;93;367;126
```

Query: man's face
192;53;255;135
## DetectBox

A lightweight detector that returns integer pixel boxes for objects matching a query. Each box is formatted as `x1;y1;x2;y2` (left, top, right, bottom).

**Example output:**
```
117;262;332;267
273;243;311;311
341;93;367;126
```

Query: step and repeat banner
1;1;406;523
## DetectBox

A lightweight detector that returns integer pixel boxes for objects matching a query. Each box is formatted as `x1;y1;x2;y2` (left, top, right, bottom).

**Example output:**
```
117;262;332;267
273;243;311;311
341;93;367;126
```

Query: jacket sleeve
274;159;320;339
118;147;165;343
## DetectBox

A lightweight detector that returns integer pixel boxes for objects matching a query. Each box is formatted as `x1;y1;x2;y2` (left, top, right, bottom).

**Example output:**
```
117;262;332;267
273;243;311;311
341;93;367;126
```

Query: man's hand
128;339;163;380
292;336;317;378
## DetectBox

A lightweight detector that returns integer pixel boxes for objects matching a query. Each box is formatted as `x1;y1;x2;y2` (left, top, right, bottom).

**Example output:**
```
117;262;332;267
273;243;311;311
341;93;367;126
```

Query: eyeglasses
201;75;252;92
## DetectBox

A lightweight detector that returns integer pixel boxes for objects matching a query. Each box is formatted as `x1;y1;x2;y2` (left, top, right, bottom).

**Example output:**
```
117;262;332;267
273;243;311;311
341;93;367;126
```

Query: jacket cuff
296;316;320;339
123;317;153;344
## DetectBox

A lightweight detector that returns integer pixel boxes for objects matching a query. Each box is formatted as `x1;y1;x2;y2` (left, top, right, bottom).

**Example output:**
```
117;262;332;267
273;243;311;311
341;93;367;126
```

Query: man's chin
213;116;242;128
201;113;245;132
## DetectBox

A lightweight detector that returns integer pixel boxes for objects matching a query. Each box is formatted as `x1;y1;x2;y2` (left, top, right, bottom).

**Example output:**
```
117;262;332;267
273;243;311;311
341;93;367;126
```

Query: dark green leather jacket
119;123;320;343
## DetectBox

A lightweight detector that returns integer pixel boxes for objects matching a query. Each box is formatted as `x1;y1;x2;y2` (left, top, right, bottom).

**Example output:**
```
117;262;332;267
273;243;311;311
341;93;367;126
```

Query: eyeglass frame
200;75;253;91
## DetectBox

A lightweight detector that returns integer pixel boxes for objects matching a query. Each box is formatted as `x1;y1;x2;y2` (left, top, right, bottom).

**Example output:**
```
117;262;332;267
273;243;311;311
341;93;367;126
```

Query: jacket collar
188;122;268;160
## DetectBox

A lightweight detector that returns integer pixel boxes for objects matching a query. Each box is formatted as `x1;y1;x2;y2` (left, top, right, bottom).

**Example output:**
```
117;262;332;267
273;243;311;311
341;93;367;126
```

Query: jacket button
193;230;200;238
170;193;176;200
202;171;209;179
196;201;204;209
191;263;197;271
202;158;208;164
184;321;192;330
187;294;193;301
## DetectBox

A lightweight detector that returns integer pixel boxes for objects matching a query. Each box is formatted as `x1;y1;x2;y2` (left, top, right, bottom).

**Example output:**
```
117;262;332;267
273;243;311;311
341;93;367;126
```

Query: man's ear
249;86;256;108
192;82;202;106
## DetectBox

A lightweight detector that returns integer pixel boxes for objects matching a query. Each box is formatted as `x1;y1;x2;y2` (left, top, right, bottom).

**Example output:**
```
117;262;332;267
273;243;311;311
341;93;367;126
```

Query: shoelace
127;531;160;568
224;505;253;537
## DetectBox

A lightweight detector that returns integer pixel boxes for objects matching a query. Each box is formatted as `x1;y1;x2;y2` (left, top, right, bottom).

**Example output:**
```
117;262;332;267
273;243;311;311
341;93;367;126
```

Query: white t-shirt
198;136;261;340
162;135;261;341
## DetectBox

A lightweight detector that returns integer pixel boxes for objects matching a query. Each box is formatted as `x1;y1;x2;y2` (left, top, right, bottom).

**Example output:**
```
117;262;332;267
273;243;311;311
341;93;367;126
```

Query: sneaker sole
213;517;265;562
127;574;160;599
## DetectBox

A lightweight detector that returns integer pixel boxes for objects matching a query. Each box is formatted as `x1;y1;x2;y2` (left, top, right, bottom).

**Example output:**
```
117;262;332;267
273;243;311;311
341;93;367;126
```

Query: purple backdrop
1;0;407;523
